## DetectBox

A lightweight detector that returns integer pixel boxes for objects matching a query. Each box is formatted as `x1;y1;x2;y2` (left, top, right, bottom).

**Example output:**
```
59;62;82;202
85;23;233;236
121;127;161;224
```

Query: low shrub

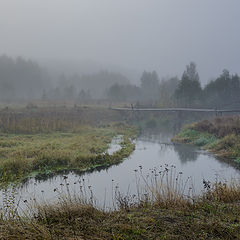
173;116;240;161
192;116;240;137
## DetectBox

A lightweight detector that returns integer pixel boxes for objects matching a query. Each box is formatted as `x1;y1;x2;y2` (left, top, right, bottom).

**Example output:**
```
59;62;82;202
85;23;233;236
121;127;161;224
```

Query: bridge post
130;103;138;121
175;111;183;132
215;110;222;117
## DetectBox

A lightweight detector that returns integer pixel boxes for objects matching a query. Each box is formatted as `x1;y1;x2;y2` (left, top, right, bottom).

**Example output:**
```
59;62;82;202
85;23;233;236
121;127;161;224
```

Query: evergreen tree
203;70;240;108
140;70;160;103
174;62;202;106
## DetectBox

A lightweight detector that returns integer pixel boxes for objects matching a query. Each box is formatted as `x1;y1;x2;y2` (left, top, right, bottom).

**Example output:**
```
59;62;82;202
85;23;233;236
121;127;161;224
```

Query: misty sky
0;0;240;84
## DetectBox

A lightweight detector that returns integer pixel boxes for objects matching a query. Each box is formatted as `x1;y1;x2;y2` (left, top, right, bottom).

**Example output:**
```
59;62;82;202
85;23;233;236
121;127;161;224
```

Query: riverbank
1;177;240;239
1;113;240;239
0;106;137;183
0;124;136;183
172;116;240;164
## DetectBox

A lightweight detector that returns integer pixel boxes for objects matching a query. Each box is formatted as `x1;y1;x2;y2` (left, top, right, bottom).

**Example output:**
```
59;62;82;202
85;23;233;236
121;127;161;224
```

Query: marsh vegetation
173;116;240;163
0;106;136;183
1;165;240;240
1;1;240;238
0;113;239;239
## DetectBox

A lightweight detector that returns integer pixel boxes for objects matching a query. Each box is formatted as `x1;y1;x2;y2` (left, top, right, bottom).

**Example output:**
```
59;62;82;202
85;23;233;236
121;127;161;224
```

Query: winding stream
1;129;240;211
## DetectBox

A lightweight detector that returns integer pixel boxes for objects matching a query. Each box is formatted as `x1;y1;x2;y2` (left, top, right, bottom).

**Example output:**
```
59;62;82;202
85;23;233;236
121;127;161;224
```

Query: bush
192;116;240;137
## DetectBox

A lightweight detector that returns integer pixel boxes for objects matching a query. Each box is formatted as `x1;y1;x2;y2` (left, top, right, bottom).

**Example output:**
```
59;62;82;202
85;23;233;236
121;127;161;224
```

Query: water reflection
173;144;198;164
1;128;240;211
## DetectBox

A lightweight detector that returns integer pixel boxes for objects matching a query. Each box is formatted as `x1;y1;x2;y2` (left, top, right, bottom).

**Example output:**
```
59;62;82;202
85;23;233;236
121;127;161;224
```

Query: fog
0;0;239;83
0;1;240;104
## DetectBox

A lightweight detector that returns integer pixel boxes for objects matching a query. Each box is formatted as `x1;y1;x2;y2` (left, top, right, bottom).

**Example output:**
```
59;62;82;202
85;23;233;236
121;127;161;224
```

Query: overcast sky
0;0;239;84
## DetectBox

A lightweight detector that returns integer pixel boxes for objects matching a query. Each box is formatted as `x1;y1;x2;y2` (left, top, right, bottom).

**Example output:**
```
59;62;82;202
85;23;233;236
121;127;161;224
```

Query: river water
1;129;240;211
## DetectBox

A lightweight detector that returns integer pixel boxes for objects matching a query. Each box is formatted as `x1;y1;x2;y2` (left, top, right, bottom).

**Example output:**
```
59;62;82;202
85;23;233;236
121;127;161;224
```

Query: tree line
0;55;239;108
107;62;240;109
0;55;49;101
43;71;129;101
0;55;129;102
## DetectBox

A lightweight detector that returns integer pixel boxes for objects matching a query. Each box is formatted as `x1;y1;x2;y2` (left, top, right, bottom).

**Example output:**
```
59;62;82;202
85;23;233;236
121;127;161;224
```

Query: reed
1;169;240;239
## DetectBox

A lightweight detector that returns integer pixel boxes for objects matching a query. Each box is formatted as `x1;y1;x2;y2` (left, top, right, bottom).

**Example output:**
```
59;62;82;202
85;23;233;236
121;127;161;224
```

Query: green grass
172;128;218;147
0;106;138;183
0;124;137;183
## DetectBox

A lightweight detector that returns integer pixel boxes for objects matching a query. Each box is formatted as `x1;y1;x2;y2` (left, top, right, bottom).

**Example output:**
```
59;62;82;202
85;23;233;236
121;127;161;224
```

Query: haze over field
0;0;240;83
1;2;240;239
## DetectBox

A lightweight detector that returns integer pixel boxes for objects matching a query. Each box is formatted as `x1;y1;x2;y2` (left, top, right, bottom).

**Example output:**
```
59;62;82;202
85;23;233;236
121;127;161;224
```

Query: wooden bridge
111;107;240;116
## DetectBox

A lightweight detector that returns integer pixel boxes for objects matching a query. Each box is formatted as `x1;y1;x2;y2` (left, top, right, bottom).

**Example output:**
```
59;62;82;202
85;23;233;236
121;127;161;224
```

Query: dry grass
0;106;137;183
0;106;125;134
0;124;136;183
1;169;240;239
192;116;240;138
173;116;240;162
202;180;240;203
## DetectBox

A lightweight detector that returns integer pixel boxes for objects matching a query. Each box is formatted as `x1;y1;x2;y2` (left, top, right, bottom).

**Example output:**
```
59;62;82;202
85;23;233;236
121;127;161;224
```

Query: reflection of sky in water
1;130;240;211
106;135;122;155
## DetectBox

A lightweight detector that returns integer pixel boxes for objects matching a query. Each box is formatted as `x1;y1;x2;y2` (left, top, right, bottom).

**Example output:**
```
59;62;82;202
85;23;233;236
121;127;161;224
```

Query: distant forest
0;55;49;100
0;55;128;102
107;62;240;109
0;55;240;109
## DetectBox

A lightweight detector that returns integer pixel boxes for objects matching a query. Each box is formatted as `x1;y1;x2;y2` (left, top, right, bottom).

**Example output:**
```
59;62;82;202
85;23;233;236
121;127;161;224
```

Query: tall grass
192;116;240;138
173;116;240;161
0;106;124;134
1;167;240;239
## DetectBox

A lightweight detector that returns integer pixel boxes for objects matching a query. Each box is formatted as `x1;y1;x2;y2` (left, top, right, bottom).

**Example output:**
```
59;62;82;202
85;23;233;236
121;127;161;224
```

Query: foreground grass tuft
1;177;240;239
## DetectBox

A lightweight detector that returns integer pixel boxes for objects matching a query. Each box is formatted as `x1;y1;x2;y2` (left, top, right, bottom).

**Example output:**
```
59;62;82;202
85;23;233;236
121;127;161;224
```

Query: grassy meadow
0;105;137;183
1;106;240;239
